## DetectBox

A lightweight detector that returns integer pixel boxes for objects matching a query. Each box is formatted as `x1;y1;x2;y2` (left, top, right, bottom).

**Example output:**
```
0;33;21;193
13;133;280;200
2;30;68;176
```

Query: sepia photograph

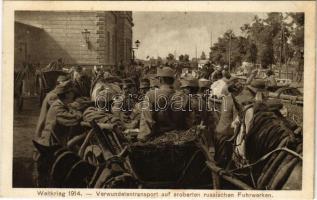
12;10;305;190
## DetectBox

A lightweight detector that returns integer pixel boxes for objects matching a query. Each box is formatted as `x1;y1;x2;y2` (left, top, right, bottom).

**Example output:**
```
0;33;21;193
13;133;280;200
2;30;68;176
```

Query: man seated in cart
36;80;82;147
34;80;82;187
137;67;184;142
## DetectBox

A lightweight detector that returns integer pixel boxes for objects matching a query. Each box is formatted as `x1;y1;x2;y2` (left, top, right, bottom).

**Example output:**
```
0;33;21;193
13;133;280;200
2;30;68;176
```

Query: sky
133;12;267;60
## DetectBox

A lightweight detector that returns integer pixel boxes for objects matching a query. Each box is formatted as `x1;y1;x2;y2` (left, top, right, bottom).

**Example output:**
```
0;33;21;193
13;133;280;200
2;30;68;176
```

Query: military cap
140;78;150;89
156;67;174;78
247;79;266;93
57;75;69;83
198;78;212;88
180;78;198;88
149;77;159;88
53;80;75;95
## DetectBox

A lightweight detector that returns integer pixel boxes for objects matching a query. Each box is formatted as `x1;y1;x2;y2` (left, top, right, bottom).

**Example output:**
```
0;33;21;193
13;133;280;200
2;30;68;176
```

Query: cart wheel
83;145;104;166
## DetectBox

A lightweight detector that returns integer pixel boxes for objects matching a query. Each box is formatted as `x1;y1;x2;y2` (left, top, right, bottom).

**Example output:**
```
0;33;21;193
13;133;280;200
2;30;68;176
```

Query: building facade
14;11;133;71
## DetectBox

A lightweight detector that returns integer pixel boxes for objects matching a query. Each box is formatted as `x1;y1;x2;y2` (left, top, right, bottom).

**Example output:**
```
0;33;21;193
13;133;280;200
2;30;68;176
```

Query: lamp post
131;40;140;63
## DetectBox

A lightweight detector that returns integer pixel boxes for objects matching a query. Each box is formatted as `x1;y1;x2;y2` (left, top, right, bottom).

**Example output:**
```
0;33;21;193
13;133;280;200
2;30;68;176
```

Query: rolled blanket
69;97;93;112
83;107;121;125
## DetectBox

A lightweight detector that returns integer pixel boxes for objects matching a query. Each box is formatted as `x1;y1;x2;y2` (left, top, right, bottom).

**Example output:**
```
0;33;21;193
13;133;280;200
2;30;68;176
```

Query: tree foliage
200;51;206;60
209;12;304;70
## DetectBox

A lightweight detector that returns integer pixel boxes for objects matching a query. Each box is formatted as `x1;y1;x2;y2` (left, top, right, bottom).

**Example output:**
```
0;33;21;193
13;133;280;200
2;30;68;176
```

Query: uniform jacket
138;85;176;140
37;99;82;146
215;94;236;136
34;91;58;139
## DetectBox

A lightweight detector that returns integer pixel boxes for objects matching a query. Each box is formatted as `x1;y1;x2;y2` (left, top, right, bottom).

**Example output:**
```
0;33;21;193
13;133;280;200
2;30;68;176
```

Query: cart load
127;128;212;188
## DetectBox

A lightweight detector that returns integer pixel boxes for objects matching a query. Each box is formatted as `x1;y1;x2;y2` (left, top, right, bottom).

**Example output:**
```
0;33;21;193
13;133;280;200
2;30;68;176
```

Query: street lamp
135;40;140;48
131;40;141;63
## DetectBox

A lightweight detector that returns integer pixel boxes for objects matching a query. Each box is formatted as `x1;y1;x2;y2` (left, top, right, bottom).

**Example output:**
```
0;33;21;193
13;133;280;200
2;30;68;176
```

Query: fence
273;69;303;83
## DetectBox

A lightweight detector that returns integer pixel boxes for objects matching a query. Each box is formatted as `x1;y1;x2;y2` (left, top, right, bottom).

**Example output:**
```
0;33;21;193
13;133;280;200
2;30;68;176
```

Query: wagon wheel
83;145;105;166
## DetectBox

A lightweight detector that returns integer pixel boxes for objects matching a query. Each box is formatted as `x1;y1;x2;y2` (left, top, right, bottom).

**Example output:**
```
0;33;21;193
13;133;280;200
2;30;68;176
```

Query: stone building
14;11;133;71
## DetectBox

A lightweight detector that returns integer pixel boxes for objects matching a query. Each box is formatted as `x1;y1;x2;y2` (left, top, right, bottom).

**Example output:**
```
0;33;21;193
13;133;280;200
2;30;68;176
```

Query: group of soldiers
33;61;287;186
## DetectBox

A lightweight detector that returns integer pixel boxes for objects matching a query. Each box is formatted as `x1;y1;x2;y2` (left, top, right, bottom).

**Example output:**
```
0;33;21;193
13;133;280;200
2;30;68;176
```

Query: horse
229;101;302;190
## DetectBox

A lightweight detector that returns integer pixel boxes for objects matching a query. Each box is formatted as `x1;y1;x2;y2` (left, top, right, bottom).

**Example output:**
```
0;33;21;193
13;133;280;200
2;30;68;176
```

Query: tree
166;53;175;61
157;56;163;66
179;54;184;62
184;54;190;62
200;51;206;60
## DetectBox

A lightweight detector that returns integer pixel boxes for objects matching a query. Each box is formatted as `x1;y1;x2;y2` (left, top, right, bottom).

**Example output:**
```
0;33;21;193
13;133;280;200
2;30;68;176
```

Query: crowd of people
31;59;302;187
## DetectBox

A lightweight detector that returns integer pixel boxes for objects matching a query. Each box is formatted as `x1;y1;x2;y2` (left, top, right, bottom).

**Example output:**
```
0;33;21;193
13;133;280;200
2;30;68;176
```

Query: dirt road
13;96;40;187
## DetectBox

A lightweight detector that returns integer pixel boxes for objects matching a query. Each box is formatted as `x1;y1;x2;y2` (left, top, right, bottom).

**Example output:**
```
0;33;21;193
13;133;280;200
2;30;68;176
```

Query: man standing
138;67;177;141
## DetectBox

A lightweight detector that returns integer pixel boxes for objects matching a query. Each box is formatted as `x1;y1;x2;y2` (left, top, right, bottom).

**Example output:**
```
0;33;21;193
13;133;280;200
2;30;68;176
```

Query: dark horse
228;102;302;190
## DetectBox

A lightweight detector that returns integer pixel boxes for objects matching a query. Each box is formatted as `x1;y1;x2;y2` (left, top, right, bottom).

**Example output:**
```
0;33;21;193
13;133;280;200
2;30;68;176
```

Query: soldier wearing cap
213;79;266;166
36;80;82;147
122;78;137;110
235;79;267;106
138;67;178;141
178;78;199;95
210;65;223;82
174;77;208;129
265;70;277;91
34;80;82;187
73;65;91;97
149;76;159;90
139;78;150;96
34;75;69;139
125;78;150;129
198;78;212;94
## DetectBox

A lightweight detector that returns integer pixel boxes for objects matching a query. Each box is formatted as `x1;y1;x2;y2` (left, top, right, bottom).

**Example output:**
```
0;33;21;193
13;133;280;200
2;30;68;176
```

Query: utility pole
174;50;177;60
228;31;232;73
282;24;288;79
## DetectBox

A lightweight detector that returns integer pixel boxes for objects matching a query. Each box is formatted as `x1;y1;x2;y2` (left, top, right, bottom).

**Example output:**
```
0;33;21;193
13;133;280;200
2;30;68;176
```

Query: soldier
122;79;138;112
265;70;277;91
149;76;159;90
36;80;82;147
210;65;223;82
34;75;70;140
138;67;177;141
139;78;150;97
73;66;91;97
222;65;231;79
198;78;212;95
213;79;266;167
125;78;151;129
34;80;81;187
